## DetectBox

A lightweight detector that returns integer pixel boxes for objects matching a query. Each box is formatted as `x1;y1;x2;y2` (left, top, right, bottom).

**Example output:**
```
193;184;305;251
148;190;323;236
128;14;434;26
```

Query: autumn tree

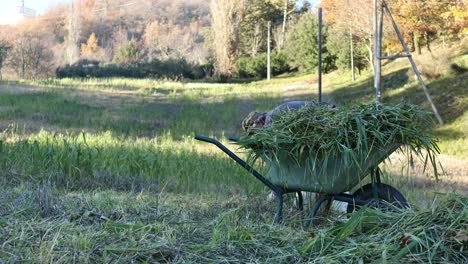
389;0;448;54
81;32;105;60
210;0;246;79
441;1;468;38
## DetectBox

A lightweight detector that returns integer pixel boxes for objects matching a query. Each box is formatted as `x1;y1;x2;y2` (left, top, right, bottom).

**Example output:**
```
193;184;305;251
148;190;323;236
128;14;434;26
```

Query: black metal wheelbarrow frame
195;135;407;228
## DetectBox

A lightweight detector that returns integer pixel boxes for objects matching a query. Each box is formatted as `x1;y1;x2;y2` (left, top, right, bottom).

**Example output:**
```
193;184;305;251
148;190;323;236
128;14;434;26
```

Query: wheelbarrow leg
296;192;304;211
274;191;284;224
303;195;331;228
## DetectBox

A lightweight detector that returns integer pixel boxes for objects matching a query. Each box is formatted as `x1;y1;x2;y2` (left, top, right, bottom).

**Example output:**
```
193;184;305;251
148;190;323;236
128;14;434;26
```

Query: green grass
0;129;265;194
0;43;466;262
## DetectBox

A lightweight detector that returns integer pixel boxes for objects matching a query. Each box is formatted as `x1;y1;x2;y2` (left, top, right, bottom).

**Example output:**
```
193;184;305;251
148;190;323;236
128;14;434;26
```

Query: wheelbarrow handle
194;135;282;194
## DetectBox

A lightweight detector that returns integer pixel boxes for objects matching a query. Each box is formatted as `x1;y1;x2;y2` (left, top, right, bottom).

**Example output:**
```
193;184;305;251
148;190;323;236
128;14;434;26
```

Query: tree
113;39;141;65
210;0;246;80
8;33;54;79
390;0;448;54
81;33;99;54
269;0;297;51
322;0;376;70
0;42;11;80
66;0;81;65
327;28;367;75
284;13;331;72
441;1;468;38
143;20;202;61
81;32;105;60
239;0;293;57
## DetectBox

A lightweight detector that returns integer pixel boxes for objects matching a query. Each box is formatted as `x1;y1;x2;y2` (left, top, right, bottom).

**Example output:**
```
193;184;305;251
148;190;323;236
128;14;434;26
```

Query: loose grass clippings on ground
301;193;467;263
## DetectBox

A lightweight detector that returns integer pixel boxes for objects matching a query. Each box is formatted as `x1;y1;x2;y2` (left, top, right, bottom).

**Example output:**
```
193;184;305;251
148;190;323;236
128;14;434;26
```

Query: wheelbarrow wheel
347;183;409;213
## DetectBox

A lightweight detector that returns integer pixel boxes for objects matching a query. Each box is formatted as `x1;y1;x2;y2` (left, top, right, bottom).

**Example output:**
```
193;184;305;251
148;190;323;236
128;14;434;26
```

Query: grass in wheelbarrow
238;102;441;182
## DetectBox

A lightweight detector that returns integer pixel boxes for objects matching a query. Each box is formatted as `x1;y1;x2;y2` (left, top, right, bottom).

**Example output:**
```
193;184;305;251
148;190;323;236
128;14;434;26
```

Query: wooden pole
267;21;271;81
382;0;443;124
350;29;355;82
373;0;381;106
318;8;322;103
378;0;384;101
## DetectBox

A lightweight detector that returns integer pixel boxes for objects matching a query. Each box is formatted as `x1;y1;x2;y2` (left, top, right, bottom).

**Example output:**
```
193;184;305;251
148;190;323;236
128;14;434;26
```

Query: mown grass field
0;44;467;263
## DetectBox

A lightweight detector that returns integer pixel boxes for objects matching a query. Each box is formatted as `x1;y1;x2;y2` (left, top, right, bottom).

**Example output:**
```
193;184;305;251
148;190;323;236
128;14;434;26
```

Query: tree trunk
365;39;374;72
279;0;288;51
251;23;260;57
424;31;431;52
67;1;80;65
414;33;421;55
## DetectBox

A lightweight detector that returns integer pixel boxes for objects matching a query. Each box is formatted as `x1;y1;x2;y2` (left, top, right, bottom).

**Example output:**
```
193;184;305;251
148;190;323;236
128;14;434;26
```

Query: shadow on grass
2;70;465;141
382;68;410;90
327;75;374;104
326;67;467;124
0;83;316;139
383;72;468;124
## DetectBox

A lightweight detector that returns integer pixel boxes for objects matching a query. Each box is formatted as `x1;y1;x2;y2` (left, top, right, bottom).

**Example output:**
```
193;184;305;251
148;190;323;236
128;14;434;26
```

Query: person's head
242;111;266;132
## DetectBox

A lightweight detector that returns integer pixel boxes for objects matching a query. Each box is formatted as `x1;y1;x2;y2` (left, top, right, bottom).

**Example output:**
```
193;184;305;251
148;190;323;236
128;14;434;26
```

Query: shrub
113;40;142;66
237;52;290;78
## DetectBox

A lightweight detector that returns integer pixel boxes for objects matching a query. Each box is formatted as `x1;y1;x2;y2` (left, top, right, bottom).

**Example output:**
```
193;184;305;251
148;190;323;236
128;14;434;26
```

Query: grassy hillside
0;43;466;263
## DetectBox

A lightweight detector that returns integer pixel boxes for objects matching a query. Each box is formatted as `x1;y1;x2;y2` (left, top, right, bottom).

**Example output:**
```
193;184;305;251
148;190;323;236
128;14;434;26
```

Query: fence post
318;8;322;103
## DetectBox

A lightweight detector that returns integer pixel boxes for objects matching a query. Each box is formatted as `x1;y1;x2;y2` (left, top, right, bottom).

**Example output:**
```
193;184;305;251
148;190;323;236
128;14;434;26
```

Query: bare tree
210;0;246;80
322;0;378;70
0;42;11;80
66;0;81;65
8;33;54;79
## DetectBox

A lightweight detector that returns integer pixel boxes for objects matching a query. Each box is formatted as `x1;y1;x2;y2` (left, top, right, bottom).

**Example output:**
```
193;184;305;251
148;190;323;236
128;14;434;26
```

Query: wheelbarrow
195;135;409;228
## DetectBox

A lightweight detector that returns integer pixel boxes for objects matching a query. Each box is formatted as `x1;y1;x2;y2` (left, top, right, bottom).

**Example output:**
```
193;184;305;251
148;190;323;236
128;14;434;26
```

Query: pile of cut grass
301;193;467;263
1;181;464;263
238;102;441;180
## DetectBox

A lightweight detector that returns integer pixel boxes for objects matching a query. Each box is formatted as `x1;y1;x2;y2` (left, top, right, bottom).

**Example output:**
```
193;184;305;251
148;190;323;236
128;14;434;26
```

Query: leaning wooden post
382;0;443;124
318;7;323;103
267;21;271;81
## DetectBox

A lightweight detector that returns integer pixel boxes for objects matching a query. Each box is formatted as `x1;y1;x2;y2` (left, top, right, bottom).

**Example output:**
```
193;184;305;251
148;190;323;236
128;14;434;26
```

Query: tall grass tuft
0;130;261;194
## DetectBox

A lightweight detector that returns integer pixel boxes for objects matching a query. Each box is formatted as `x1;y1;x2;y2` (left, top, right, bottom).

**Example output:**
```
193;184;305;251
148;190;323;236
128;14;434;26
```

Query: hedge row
56;59;213;80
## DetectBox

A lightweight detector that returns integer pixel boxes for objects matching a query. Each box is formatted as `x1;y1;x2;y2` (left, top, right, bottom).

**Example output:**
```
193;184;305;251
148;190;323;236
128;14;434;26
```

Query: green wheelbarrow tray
264;143;401;194
194;135;407;227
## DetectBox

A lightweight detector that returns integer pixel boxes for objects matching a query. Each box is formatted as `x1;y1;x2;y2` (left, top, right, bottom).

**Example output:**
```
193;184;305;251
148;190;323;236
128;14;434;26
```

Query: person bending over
242;100;336;133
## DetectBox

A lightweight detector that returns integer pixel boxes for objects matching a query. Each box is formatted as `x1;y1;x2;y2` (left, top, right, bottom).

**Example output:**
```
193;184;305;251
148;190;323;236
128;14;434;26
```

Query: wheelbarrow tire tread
347;183;409;213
